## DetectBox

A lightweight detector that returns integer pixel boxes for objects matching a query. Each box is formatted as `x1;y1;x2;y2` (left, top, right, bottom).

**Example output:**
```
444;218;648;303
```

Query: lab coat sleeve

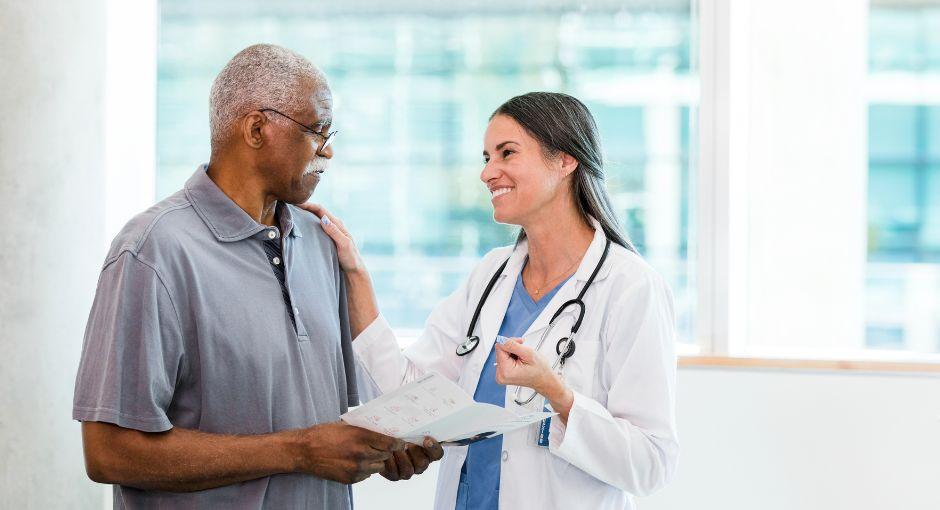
353;250;505;394
547;270;679;497
351;314;412;394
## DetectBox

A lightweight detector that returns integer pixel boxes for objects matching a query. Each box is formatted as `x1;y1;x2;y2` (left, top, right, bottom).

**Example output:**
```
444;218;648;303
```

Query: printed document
341;372;554;445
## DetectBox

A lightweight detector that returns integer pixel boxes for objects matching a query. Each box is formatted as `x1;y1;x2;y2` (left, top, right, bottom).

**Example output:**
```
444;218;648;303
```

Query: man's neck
206;156;279;227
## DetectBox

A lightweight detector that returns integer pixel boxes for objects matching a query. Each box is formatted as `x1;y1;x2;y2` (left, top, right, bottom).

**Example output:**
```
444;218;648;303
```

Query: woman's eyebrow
484;140;520;156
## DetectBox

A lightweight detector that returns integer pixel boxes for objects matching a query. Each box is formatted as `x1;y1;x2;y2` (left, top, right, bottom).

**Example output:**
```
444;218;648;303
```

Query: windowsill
397;335;940;375
679;355;940;375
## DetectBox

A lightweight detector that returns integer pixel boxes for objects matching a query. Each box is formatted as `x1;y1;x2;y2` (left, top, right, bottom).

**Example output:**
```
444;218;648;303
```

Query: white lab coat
353;219;679;510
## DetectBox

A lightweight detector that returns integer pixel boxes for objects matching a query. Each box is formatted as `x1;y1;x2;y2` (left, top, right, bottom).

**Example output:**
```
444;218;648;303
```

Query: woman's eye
483;156;490;163
502;149;514;158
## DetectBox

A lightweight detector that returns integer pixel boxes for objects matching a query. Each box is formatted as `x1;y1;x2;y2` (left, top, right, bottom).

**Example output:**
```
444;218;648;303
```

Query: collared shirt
73;164;359;509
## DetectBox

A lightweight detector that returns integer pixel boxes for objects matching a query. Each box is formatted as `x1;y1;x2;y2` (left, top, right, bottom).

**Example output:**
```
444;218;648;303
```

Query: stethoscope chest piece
456;335;480;356
555;337;576;361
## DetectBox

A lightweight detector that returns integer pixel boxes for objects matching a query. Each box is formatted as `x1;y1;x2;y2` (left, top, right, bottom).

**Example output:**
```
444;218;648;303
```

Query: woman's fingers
299;202;350;236
498;339;534;362
319;216;350;245
313;213;365;273
296;202;324;216
494;343;513;363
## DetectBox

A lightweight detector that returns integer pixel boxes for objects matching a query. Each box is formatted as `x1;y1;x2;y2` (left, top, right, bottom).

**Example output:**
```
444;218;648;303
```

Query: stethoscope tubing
456;239;613;405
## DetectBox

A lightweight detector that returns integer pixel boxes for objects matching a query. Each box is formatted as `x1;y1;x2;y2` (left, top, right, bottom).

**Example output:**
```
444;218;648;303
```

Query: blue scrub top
454;270;571;510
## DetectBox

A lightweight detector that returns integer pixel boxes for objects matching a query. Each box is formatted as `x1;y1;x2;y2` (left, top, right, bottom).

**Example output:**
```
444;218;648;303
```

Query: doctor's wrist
540;374;574;420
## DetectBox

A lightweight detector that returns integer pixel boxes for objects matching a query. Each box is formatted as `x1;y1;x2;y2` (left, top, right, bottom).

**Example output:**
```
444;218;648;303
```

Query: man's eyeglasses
259;108;337;154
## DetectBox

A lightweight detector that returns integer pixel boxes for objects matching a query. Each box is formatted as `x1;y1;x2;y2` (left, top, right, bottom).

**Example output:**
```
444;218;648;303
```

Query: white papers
341;372;553;445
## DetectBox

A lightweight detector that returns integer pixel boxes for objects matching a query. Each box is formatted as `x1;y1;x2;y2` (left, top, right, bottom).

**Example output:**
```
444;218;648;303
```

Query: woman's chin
492;207;519;226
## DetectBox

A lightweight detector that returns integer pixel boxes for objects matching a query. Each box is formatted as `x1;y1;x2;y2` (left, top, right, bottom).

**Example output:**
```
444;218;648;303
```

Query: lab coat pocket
560;340;601;396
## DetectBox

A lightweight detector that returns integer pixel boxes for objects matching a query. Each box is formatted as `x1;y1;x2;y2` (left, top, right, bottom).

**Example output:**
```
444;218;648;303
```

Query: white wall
0;0;107;507
354;367;940;510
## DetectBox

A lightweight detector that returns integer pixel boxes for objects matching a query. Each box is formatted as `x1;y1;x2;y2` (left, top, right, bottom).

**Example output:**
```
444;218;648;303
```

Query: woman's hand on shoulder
297;203;367;274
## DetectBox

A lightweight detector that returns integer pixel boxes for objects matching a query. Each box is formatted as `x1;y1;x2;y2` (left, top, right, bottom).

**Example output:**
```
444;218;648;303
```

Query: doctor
304;92;678;509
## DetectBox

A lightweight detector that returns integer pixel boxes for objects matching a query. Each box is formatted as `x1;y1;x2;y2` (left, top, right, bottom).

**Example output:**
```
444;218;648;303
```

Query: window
869;2;940;353
157;1;698;344
154;1;940;362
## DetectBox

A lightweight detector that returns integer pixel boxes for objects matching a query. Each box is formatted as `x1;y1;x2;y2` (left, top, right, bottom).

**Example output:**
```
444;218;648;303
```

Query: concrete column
0;0;107;507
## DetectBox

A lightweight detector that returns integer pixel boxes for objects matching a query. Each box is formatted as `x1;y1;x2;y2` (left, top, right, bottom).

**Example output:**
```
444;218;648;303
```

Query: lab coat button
501;450;509;462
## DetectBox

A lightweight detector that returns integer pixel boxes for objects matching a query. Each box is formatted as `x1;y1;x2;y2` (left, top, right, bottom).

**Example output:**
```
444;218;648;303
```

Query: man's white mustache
304;159;329;176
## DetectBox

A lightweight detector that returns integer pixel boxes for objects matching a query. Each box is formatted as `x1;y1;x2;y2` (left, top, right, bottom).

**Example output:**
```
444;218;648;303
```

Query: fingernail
322;216;331;226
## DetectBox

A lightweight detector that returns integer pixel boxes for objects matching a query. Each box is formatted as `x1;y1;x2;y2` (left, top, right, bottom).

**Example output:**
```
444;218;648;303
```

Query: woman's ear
559;151;579;178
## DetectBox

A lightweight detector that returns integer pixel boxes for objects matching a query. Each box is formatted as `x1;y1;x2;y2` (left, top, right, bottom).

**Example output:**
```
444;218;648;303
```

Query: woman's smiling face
481;114;572;226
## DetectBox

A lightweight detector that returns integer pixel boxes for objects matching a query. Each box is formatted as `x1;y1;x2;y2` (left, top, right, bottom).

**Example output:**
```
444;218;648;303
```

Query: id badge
535;402;552;448
525;396;552;448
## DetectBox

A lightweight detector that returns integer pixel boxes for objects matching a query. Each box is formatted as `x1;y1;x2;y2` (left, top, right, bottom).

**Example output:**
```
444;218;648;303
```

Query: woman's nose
480;161;499;183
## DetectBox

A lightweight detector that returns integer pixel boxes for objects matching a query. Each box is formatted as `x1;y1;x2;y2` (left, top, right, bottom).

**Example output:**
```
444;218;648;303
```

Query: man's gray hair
209;44;326;147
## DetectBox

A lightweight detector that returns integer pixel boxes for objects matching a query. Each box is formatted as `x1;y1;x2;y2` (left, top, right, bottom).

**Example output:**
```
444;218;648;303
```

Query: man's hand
296;421;406;484
380;438;444;481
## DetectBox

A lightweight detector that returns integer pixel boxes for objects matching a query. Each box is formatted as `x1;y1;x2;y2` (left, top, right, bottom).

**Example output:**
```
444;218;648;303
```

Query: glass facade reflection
868;5;940;352
157;1;697;340
156;2;940;354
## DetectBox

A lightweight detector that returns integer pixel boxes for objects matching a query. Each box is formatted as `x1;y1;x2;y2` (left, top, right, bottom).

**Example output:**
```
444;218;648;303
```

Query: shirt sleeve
72;251;185;433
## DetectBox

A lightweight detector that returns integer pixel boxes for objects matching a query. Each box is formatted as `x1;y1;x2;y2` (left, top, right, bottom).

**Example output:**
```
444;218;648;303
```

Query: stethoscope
455;239;612;406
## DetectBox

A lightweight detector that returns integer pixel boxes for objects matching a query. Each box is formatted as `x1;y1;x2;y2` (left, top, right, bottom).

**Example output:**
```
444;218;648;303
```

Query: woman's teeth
490;187;513;199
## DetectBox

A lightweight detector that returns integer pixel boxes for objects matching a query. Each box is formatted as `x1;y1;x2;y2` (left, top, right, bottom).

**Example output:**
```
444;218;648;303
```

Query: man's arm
82;420;404;492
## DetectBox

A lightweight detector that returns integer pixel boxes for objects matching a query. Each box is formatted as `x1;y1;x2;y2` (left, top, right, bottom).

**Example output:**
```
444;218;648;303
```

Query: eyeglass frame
258;108;337;154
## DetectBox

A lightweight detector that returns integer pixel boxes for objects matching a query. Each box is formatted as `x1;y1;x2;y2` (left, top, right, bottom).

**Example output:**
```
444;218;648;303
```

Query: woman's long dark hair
491;92;637;253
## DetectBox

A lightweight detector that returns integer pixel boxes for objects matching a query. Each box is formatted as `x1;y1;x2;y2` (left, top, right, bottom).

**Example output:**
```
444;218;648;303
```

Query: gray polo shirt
73;165;359;509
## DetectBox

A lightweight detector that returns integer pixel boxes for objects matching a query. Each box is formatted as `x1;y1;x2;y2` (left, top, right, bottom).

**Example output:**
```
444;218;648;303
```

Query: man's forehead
301;83;333;122
310;85;332;102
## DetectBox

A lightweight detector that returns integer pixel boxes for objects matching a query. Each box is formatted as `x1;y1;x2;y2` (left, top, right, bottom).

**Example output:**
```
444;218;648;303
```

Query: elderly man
73;44;442;508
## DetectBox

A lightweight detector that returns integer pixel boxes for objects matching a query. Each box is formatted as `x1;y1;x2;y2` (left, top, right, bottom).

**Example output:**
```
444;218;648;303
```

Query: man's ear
241;111;267;149
559;151;579;178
